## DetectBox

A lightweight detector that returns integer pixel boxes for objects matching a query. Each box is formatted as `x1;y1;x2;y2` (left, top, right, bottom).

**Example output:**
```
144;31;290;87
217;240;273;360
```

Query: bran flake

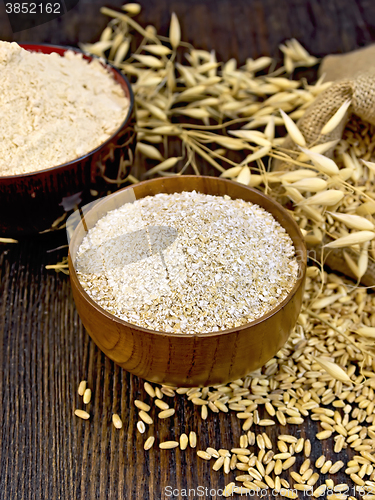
76;191;298;333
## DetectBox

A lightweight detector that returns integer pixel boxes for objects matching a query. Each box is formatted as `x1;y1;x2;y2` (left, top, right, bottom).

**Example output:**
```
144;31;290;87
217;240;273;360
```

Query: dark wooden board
1;1;375;499
1;0;375;61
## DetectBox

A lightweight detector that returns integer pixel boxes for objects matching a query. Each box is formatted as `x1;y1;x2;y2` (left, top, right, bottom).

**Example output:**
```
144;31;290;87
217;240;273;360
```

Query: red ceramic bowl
0;43;136;236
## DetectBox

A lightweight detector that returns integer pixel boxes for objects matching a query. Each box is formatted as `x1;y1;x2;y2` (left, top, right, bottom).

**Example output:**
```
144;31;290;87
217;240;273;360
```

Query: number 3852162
5;3;61;14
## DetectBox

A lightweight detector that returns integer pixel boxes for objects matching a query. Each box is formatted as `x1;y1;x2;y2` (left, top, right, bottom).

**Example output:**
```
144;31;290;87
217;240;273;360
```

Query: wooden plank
1;1;375;498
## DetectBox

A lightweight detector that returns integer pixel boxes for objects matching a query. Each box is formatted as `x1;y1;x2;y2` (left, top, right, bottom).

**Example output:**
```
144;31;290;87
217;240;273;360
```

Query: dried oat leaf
246;56;273;72
142;44;172;56
337;168;353;181
229;130;271;147
220;166;243;179
312;357;351;383
357;242;369;279
298;148;339;176
136;142;164;161
327;212;374;231
279;109;306;147
212;136;247;150
138;101;168;121
362;159;375;172
264;116;275;141
321;99;351;135
343;250;359;278
297;190;344;207
100;7;156;41
133;54;164;69
190;97;220;107
121;2;141;15
241;146;271;164
296;140;339;162
176;63;196;87
311;293;343;309
249;174;263;187
177;85;207;100
178;108;210;119
284;54;294;73
325;231;375;249
109;32;125;61
236;166;251;185
289;38;310;61
356;326;375;338
169;12;181;50
144;157;182;177
290;178;327;192
280;170;318;182
80;41;112;57
0;237;18;243
100;26;112;42
114;39;130;66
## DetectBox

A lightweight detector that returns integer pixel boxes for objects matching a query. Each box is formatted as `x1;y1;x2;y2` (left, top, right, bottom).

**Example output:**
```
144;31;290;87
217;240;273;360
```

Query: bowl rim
69;176;307;339
0;42;135;180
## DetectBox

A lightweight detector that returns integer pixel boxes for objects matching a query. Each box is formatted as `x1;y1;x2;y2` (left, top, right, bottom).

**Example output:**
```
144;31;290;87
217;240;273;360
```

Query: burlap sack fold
319;44;375;82
273;45;375;286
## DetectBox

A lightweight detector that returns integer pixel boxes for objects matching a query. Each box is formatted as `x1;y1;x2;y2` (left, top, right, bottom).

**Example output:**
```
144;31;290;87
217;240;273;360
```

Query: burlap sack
274;45;375;286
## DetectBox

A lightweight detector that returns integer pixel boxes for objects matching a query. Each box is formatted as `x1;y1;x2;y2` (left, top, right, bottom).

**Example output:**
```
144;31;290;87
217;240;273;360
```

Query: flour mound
0;42;130;175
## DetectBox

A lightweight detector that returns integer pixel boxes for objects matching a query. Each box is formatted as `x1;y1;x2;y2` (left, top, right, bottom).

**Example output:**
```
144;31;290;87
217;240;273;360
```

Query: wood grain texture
1;1;375;498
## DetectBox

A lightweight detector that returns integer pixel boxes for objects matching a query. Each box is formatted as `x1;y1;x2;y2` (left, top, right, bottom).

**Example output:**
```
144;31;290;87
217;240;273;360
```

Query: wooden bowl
0;44;136;236
69;176;306;387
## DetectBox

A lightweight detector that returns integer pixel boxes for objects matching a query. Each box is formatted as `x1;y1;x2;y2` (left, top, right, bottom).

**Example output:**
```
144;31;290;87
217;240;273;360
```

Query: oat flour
0;41;129;175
